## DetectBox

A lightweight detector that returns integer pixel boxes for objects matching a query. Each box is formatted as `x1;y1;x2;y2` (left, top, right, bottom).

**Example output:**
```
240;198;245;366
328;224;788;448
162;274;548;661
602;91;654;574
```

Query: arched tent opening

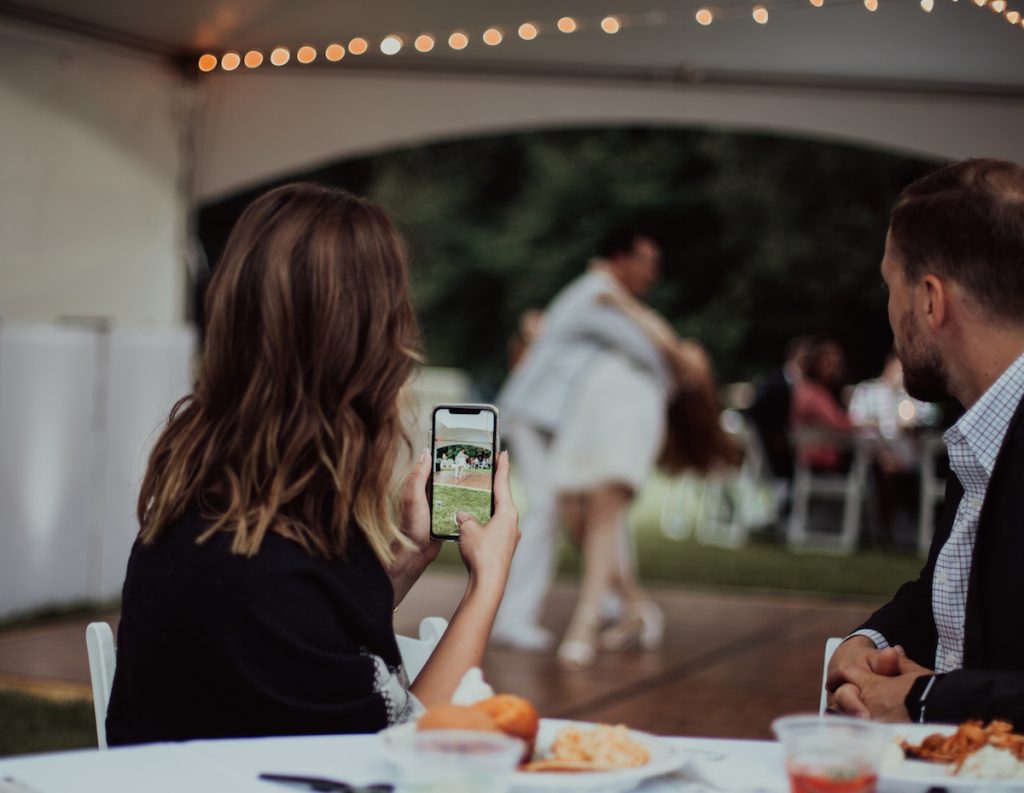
197;125;940;393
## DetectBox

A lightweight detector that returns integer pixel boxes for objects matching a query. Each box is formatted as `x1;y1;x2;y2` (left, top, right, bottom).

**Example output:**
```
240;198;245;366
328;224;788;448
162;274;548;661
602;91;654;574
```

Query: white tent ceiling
3;0;1023;203
4;0;1022;93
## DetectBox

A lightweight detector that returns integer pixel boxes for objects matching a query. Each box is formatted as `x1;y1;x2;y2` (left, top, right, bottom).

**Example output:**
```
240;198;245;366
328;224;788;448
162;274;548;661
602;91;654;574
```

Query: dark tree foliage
198;128;938;397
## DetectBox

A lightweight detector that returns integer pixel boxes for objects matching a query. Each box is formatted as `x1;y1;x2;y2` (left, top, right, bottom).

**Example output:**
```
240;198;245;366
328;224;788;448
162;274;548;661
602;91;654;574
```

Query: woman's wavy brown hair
138;183;420;564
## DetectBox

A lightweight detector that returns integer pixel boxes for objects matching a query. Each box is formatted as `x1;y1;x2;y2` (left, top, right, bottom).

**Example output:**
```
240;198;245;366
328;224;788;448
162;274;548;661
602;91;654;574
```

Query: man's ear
919;274;947;331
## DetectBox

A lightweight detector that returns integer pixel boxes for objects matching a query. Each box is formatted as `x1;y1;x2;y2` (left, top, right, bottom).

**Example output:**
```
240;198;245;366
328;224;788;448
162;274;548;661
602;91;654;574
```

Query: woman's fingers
491;450;515;515
401;449;431;510
455;511;482;532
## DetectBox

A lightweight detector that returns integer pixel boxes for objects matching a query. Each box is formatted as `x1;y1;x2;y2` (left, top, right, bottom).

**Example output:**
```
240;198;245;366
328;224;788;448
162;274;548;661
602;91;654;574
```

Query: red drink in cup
774;715;888;793
788;765;878;793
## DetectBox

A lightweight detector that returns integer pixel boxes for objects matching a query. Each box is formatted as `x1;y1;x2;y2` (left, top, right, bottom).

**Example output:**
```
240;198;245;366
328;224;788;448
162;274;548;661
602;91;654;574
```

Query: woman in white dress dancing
549;276;741;666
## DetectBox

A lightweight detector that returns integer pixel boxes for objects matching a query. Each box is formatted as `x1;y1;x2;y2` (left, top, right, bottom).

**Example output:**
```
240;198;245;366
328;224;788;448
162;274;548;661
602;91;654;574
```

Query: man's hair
598;227;648;260
138;183;420;565
889;158;1024;323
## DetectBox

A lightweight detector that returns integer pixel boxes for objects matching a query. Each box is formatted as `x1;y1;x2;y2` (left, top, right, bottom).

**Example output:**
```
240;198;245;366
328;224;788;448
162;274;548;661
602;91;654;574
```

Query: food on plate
900;719;1024;778
521;724;650;773
472;694;540;762
416;703;499;733
418;695;652;775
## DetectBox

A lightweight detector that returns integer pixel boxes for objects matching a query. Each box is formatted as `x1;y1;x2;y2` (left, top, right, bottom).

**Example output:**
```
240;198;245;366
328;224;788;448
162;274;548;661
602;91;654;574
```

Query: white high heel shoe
557;638;597;668
599;601;664;651
635;600;664;650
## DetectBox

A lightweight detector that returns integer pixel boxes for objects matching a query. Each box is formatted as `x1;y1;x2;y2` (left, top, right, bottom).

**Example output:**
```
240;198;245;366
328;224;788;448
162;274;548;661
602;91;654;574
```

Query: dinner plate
380;717;688;793
880;724;1024;792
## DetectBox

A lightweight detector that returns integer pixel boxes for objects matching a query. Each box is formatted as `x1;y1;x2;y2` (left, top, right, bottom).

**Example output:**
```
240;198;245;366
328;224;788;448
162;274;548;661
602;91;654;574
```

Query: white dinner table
0;733;787;793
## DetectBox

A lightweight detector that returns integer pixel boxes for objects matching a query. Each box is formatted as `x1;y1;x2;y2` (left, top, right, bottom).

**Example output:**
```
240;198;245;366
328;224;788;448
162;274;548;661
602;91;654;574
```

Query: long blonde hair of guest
137;183;421;565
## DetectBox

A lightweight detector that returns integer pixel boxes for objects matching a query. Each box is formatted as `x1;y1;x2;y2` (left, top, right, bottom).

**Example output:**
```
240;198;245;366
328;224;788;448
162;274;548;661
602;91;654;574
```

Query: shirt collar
944;351;1024;477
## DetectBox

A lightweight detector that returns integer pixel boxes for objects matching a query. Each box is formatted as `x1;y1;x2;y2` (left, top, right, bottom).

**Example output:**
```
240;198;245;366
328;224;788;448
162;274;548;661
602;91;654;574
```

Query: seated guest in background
790;337;855;470
746;336;812;480
106;184;520;745
850;351;940;542
827;158;1024;725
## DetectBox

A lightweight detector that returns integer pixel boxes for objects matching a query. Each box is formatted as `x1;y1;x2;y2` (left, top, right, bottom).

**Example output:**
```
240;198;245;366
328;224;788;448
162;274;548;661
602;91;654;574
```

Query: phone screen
430;405;497;540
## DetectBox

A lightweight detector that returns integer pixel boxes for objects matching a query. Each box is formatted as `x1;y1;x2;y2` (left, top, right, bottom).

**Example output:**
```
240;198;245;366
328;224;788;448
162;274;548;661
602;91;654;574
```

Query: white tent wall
0;19;191;324
196;69;1024;203
0;324;196;619
0;21;198;617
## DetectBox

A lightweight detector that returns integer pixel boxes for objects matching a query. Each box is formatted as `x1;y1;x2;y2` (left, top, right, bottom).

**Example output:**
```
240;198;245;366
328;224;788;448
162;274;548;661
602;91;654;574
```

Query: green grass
435;472;923;599
0;691;96;757
432;483;492;533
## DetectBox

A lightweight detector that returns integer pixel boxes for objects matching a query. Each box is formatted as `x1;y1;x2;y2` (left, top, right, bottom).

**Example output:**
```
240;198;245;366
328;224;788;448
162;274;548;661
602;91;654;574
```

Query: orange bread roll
417;703;499;733
473;694;540;760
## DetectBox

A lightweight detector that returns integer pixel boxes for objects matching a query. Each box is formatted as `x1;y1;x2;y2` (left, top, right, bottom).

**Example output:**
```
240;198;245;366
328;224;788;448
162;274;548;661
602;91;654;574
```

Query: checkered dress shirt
856;352;1024;672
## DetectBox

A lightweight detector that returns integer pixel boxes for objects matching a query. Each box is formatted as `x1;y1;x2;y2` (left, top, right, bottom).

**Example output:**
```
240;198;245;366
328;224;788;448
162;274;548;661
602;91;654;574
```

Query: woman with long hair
105;184;519;745
790;337;855;471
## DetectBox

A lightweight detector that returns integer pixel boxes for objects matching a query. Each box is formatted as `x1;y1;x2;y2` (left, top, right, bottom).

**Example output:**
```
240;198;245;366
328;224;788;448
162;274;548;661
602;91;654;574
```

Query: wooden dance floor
0;570;881;739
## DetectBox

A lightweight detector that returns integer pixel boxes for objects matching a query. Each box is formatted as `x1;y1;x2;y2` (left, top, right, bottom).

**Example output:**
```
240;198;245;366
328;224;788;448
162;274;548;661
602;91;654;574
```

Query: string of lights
196;0;1023;73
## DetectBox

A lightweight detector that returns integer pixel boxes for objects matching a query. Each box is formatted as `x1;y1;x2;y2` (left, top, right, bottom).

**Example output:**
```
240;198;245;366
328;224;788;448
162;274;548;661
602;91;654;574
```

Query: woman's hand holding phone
409;450;521;706
454;450;520;596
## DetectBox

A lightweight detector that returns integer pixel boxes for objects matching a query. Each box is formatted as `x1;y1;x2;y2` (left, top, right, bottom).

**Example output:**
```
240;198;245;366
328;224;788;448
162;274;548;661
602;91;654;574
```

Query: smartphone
429;404;499;541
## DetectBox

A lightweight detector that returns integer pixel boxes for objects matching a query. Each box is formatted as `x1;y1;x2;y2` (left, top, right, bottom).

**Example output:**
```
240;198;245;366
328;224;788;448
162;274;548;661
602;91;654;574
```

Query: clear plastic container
393;729;524;793
773;714;890;793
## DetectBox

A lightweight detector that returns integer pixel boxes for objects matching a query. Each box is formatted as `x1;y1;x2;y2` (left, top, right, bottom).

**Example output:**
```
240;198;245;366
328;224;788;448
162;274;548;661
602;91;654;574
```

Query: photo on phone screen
430;405;498;541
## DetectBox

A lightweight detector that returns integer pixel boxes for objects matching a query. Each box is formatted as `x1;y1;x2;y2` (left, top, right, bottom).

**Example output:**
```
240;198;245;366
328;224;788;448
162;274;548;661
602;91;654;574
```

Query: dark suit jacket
857;392;1024;726
746;368;795;479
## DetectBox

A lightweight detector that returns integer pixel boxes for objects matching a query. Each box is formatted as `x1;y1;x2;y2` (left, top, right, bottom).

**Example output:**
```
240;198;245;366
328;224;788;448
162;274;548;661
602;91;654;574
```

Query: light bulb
518;22;538;40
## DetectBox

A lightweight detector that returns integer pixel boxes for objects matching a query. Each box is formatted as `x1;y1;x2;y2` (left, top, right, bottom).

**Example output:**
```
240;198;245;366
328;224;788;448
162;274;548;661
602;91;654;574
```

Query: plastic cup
772;715;890;793
394;729;523;793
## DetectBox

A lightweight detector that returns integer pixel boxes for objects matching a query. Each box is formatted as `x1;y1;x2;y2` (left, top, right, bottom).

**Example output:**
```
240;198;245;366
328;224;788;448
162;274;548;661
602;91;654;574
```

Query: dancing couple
494;228;739;666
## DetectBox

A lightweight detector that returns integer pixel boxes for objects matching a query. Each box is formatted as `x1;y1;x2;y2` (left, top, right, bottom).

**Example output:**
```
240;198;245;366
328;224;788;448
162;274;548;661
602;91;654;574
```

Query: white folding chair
85;615;449;749
819;636;844;715
787;429;871;555
397;616;449;682
85;622;116;749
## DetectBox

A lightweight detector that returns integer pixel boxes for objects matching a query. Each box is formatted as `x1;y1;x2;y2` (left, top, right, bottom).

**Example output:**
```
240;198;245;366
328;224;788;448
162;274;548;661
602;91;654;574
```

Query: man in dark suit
826;158;1024;724
746;336;811;480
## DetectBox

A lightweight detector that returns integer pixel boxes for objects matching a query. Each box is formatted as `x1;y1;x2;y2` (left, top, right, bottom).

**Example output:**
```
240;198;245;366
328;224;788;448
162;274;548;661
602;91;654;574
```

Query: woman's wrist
463;569;508;604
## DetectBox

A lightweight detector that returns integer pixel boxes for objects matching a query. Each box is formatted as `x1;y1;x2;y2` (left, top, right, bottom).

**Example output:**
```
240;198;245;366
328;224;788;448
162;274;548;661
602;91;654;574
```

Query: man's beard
898;312;950;403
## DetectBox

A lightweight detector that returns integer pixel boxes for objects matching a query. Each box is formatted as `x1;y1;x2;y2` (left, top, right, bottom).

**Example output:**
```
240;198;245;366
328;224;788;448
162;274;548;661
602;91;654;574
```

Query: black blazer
746;367;795;479
857;393;1024;726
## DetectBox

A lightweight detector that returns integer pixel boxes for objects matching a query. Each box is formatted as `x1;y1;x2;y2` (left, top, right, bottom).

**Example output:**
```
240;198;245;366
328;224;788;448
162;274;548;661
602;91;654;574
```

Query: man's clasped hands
826;636;934;722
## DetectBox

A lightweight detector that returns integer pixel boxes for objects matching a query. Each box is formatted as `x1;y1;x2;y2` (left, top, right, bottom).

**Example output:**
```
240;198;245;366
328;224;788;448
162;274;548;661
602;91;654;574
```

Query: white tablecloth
0;733;787;793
